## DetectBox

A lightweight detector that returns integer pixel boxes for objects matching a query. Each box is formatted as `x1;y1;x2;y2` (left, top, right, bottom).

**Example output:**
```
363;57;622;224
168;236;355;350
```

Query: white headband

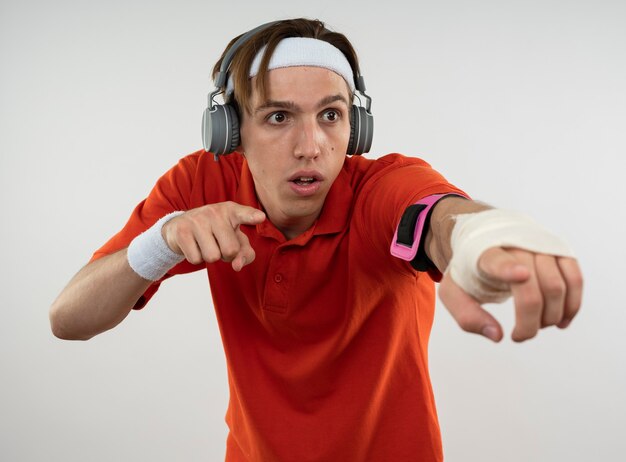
225;37;356;95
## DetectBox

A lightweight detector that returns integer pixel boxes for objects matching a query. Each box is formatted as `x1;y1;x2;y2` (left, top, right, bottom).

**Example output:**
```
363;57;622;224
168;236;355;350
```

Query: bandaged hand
438;209;583;342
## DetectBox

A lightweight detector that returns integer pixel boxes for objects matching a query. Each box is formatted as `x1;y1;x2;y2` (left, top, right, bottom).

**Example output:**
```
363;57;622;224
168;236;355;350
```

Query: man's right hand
161;202;266;272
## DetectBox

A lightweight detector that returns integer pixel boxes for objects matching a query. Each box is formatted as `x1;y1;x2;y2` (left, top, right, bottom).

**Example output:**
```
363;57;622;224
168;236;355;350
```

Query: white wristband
448;209;575;303
127;211;186;281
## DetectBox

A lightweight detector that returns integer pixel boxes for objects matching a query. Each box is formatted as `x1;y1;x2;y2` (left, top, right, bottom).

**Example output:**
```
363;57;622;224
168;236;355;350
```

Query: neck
272;213;318;240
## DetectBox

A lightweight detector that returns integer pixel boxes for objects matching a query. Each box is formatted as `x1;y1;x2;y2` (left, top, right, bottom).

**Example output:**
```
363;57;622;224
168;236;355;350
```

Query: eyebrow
253;94;349;115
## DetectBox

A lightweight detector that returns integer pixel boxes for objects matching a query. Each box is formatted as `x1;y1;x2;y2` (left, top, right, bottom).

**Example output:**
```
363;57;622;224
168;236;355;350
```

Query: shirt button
274;273;283;283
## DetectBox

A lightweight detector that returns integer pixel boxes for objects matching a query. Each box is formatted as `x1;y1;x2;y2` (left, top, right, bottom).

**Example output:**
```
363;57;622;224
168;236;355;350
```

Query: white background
2;0;625;460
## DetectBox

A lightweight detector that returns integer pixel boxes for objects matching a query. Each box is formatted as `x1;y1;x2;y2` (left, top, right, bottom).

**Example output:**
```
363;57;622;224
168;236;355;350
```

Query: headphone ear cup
347;106;357;155
225;104;240;153
347;105;374;155
202;104;240;156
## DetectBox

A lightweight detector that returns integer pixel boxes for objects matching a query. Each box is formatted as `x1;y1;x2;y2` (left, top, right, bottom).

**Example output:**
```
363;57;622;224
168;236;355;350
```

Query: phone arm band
390;193;467;272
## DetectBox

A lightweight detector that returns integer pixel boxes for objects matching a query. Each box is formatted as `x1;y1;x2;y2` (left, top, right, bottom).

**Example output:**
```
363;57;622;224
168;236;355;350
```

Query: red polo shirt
92;150;465;461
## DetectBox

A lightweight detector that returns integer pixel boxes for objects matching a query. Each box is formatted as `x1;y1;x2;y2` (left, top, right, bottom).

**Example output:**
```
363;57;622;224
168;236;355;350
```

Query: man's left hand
438;248;583;342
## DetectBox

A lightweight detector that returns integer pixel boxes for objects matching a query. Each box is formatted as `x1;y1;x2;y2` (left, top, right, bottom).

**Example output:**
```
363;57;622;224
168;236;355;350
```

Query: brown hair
211;18;360;116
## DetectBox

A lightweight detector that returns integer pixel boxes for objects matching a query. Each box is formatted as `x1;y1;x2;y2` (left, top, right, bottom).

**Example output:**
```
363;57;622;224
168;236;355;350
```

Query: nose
293;117;322;160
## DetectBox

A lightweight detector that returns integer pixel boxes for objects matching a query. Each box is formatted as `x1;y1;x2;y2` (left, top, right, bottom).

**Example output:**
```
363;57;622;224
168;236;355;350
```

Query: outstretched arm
50;202;265;340
424;196;583;342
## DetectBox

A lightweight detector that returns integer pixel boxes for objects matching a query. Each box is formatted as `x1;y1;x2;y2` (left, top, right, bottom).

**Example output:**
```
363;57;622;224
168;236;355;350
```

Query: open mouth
291;176;318;186
288;173;323;196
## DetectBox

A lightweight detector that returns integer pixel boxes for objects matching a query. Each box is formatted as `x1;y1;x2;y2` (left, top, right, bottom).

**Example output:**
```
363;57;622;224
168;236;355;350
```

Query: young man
50;18;582;461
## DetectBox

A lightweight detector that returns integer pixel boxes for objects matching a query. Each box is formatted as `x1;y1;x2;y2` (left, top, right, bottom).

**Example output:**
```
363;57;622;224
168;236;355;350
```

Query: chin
283;199;324;219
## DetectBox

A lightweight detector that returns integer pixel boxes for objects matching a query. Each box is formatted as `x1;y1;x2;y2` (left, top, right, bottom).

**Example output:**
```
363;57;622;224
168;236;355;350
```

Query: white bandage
225;37;356;95
127;211;186;281
448;209;575;302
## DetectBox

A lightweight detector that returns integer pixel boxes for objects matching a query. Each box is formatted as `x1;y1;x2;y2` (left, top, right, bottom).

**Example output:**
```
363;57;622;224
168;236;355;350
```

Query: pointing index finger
230;205;266;227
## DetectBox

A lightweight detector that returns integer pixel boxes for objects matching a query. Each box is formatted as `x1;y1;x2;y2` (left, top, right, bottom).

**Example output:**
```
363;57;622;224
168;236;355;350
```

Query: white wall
1;0;624;460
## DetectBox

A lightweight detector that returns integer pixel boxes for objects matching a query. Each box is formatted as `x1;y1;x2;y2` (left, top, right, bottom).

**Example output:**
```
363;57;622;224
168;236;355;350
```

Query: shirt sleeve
89;154;206;309
354;154;469;282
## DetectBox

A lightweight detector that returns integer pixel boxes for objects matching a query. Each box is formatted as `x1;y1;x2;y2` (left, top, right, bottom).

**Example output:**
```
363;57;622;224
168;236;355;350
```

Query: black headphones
201;21;374;160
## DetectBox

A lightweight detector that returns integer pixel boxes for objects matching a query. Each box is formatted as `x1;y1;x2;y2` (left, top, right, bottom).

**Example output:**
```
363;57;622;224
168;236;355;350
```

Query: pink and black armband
390;193;467;273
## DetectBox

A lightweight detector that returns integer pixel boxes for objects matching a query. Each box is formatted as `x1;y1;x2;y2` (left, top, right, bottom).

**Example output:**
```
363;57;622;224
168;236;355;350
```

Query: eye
321;109;341;122
267;112;288;124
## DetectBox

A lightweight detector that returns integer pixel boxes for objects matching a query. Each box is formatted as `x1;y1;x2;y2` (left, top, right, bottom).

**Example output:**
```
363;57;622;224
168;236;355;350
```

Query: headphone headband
214;21;279;89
